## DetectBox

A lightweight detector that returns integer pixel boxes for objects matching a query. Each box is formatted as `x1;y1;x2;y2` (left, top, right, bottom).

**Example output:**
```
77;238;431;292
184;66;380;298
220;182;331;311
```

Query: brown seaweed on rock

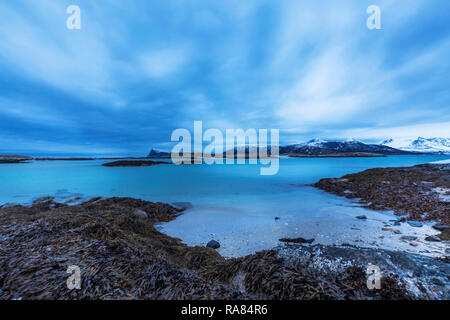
314;163;450;225
0;197;413;300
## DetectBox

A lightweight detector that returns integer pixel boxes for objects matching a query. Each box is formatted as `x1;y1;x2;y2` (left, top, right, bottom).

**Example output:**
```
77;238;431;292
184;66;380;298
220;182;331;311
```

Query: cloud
0;0;449;154
139;47;190;79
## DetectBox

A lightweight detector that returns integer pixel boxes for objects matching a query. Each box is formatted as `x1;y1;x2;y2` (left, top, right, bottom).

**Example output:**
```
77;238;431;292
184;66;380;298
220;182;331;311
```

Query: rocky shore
314;163;450;232
1;197;439;300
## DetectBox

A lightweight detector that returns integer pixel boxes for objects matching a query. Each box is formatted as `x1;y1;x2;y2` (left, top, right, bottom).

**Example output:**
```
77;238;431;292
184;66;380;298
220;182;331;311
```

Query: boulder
356;215;367;220
206;240;220;249
133;209;148;219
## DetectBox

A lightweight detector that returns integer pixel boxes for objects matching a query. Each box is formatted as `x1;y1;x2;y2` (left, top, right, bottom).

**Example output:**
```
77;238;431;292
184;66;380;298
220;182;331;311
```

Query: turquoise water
1;155;449;257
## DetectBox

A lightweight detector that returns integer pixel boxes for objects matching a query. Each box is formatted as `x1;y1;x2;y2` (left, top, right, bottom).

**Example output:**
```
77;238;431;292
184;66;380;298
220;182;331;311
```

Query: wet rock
206;240;220;249
1;202;20;208
437;229;450;241
432;225;450;232
274;217;280;221
64;196;81;204
425;235;441;242
393;230;402;234
407;221;423;228
400;236;418;241
279;237;315;244
356;215;367;220
33;196;55;204
409;242;419;247
133;209;148;219
382;227;392;231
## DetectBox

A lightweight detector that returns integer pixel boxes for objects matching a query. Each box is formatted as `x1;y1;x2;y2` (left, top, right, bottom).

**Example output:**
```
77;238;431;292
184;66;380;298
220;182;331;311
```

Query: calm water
1;155;449;257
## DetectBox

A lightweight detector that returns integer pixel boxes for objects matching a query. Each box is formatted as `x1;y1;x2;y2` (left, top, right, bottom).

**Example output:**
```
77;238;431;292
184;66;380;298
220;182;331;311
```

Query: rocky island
0;155;32;164
102;160;171;167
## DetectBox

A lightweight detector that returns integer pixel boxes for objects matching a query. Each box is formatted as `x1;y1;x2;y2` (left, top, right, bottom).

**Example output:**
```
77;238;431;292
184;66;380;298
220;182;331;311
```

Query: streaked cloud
0;0;449;155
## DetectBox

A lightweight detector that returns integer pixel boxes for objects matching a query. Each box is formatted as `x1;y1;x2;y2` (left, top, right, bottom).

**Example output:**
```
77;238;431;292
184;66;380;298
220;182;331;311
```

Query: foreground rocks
276;244;449;299
0;197;420;300
314;163;450;225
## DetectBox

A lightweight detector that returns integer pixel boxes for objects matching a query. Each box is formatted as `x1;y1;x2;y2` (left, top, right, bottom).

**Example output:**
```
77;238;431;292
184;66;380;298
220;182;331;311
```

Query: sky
0;0;449;156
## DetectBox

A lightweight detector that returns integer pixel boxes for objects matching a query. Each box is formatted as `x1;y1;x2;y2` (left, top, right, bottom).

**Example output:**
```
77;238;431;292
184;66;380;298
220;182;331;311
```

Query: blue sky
0;0;449;155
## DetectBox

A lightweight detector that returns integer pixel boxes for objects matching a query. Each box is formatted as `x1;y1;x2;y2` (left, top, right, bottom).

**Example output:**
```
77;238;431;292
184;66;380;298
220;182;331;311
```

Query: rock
102;160;170;167
437;229;450;241
279;237;315;244
393;230;401;234
206;240;220;249
425;235;441;242
432;225;450;232
400;236;418;241
274;217;280;221
393;221;401;226
133;209;148;219
1;202;20;208
409;242;419;247
407;221;423;228
64;196;81;204
356;215;367;220
33;196;55;204
382;227;392;231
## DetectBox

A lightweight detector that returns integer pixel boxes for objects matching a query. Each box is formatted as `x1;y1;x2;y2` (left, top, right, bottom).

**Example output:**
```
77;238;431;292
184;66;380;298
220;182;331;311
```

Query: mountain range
148;137;449;158
278;139;415;156
380;137;450;154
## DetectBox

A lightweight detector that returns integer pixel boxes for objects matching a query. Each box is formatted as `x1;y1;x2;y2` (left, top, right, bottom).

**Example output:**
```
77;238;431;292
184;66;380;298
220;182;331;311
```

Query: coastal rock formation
314;163;450;225
0;197;422;300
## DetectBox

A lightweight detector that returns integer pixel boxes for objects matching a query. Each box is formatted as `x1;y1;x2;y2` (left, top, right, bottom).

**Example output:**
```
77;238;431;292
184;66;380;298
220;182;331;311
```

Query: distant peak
306;138;327;146
345;138;360;143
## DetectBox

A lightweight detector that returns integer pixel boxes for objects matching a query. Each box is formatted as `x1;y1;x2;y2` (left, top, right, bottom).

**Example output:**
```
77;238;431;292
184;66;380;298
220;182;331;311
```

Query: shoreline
314;163;450;233
0;196;448;299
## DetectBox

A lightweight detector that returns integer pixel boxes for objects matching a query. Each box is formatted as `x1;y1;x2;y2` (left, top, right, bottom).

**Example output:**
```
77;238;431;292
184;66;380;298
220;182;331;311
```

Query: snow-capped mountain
381;137;450;154
280;139;414;155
